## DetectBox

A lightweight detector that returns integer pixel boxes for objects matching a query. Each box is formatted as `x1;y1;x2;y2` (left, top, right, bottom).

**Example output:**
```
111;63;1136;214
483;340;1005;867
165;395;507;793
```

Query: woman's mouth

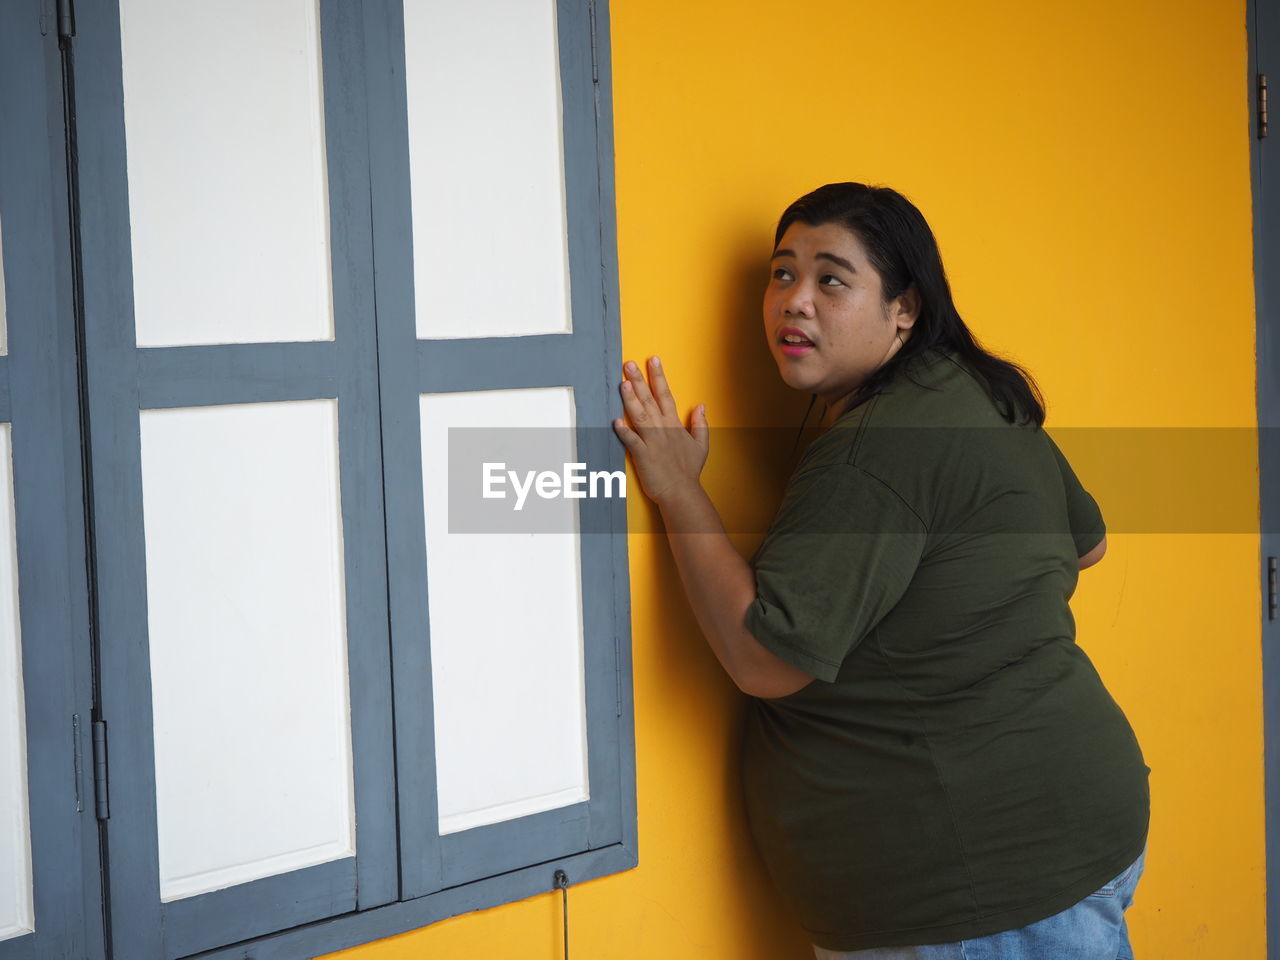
779;328;815;356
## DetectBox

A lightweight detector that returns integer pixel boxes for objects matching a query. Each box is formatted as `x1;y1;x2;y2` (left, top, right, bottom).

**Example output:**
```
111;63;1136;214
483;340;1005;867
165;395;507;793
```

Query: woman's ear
893;282;921;334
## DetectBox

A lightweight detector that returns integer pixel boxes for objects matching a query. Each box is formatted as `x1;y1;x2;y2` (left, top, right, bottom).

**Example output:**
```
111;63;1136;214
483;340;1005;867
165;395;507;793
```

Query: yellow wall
328;1;1264;956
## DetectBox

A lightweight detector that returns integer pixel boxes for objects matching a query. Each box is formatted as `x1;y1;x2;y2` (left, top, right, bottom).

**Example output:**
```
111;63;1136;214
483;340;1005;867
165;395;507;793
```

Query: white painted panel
404;0;572;339
0;426;32;941
420;388;588;834
0;212;9;355
119;0;333;346
140;401;354;901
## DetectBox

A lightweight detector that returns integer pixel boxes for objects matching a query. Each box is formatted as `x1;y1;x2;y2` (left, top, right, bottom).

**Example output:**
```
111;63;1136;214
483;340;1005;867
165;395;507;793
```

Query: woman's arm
656;482;817;699
1078;535;1107;570
613;356;816;700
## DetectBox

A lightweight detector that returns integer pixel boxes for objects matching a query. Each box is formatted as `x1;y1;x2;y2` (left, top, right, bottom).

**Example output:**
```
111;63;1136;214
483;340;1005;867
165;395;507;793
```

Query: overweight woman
610;182;1150;960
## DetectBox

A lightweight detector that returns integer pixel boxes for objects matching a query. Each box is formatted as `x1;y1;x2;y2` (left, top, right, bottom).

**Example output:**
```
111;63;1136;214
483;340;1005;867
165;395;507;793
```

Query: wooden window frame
0;1;635;957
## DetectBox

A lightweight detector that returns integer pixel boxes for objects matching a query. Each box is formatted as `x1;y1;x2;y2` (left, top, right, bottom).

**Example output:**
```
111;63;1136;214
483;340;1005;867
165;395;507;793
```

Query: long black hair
775;182;1045;428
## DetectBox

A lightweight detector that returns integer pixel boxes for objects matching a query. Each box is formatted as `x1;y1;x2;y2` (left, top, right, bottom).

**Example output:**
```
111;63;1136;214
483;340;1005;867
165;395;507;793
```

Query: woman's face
763;220;918;422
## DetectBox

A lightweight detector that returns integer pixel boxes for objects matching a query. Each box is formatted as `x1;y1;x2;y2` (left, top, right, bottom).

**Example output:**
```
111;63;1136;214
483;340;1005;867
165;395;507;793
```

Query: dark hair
774;182;1045;427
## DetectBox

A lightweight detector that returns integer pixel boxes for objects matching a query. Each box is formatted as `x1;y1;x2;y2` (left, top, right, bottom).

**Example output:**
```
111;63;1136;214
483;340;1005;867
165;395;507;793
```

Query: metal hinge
56;0;75;39
1260;73;1269;140
1269;556;1277;621
91;720;109;820
588;0;598;84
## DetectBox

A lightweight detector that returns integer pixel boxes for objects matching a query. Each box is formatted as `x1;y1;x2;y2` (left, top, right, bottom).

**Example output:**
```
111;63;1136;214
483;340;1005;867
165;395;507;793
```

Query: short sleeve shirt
741;346;1150;951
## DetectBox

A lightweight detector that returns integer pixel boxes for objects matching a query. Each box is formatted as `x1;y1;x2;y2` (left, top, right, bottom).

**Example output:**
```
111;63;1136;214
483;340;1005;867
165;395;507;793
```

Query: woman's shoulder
798;347;1038;482
839;349;1039;482
868;346;1011;430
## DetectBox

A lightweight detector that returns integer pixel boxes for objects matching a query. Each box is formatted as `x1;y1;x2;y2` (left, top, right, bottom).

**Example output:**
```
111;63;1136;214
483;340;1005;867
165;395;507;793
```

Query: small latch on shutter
71;714;83;812
554;869;570;958
1269;557;1277;621
588;0;598;84
1260;73;1269;140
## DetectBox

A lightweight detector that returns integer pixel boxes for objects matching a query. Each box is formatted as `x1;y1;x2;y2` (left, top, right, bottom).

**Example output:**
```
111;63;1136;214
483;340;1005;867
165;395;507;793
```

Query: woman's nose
782;283;815;317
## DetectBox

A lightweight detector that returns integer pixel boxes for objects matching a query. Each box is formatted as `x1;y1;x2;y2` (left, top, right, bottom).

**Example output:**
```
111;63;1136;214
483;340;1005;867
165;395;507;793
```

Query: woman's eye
772;268;793;281
820;274;843;287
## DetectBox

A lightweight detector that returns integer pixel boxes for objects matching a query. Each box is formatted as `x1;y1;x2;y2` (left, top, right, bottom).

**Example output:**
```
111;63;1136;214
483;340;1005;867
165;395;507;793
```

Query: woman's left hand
612;356;709;505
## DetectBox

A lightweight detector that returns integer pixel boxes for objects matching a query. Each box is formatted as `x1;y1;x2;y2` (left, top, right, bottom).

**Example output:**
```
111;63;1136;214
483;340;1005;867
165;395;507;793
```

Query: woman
611;182;1150;959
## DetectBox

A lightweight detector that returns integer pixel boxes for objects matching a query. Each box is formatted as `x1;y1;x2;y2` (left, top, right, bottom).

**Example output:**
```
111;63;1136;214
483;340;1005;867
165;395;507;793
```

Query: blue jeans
813;846;1146;960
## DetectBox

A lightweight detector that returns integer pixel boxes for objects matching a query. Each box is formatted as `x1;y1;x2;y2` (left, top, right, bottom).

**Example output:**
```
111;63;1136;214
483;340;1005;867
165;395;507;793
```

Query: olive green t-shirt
741;346;1150;951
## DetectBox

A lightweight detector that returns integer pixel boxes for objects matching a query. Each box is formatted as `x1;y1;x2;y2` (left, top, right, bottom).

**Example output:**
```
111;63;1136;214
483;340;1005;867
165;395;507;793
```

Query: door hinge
1269;556;1277;621
91;720;109;820
1260;73;1269;140
55;0;75;39
588;0;599;84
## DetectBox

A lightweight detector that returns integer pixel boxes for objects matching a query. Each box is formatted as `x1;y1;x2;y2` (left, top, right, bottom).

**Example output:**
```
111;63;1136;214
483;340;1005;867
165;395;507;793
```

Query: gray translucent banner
443;426;1262;534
